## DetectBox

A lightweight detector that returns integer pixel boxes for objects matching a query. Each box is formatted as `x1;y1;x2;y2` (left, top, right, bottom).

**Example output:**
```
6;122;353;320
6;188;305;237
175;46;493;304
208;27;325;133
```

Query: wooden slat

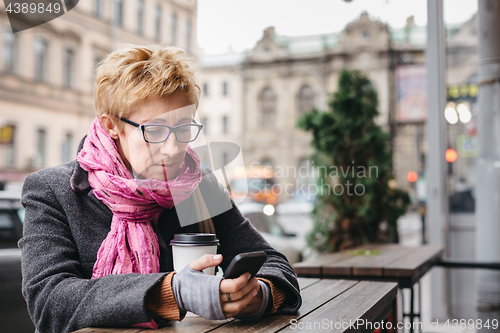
209;279;358;333
153;315;234;332
293;255;341;276
350;245;415;276
321;244;381;276
383;245;443;278
293;245;377;277
297;277;320;290
279;281;398;333
73;329;144;333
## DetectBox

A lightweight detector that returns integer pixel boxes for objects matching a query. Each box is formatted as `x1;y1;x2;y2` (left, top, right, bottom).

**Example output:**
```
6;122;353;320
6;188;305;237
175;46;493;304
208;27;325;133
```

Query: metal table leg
400;283;422;333
410;286;414;333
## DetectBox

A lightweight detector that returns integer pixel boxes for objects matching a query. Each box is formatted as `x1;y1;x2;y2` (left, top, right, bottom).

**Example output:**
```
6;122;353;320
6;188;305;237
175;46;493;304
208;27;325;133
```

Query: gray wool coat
19;139;302;333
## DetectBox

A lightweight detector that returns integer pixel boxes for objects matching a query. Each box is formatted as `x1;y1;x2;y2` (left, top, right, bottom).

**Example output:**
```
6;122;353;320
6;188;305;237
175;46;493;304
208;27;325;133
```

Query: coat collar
70;135;91;193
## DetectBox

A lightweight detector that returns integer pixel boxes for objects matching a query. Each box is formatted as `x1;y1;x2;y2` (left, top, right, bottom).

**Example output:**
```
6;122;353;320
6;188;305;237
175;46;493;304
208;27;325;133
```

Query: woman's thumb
189;254;223;271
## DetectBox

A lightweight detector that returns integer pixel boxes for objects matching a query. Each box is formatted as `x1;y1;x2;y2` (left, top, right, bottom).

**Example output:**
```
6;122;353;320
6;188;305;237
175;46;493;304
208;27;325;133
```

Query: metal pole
476;0;500;325
426;0;449;320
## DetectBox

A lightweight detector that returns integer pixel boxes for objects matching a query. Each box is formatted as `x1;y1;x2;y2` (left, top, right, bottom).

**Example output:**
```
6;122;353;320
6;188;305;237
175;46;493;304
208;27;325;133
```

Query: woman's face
105;91;196;181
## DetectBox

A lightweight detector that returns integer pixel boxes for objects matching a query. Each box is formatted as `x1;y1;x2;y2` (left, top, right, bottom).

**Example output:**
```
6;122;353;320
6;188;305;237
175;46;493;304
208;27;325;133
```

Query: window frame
63;47;75;88
2;26;17;74
155;3;162;42
34;37;49;82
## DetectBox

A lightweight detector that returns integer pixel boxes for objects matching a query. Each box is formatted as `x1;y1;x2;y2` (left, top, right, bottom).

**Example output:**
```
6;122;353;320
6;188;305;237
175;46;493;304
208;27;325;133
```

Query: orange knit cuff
256;277;288;315
145;272;186;321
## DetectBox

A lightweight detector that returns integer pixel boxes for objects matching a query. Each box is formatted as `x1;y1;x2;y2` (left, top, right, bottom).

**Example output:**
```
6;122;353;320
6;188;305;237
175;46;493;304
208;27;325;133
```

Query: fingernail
252;290;257;297
213;254;222;260
246;273;252;280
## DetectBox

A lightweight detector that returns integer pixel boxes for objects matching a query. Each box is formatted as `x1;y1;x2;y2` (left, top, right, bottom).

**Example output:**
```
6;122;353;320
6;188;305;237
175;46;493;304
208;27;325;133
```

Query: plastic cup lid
169;233;220;247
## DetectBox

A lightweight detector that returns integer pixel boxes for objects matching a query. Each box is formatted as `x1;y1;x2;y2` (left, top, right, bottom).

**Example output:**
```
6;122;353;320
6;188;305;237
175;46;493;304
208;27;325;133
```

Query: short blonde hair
94;45;200;128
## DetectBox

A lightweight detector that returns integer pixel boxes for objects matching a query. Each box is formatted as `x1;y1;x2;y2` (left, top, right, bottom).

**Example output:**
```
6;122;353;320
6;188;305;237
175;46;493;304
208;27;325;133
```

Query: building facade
199;12;478;200
0;0;197;182
195;49;244;170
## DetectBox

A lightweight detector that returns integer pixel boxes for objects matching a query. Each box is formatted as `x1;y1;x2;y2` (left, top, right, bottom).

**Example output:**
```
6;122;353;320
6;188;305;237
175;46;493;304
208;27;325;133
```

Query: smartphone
223;251;267;279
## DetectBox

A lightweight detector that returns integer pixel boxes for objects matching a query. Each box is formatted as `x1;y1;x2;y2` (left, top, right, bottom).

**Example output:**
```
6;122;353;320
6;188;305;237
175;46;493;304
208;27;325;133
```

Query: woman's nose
159;131;181;157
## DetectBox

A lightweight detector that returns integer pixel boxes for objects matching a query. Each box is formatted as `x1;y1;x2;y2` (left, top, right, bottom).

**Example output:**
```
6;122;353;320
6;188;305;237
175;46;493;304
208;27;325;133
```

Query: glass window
138;0;145;35
114;0;124;26
244;212;269;233
36;128;46;168
0;211;18;246
34;37;48;82
171;12;178;45
2;124;16;166
222;116;228;134
3;27;17;73
155;4;162;42
259;87;276;128
63;47;75;88
244;212;284;236
17;208;25;224
222;81;228;96
297;84;315;115
94;56;102;69
92;55;103;91
186;19;192;53
0;212;13;228
93;0;102;17
266;216;284;237
61;132;73;164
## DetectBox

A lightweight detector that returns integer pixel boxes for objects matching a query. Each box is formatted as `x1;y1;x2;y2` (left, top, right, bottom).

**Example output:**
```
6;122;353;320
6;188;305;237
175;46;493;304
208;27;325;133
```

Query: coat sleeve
200;170;302;315
19;172;171;333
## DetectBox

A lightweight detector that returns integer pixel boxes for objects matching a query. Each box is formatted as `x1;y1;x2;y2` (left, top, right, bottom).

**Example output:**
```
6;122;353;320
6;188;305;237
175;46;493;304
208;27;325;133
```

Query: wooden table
293;244;444;333
74;277;398;333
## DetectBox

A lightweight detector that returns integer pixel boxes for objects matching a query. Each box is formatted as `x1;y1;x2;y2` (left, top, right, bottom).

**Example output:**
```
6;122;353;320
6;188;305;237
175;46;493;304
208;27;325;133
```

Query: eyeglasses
120;117;203;143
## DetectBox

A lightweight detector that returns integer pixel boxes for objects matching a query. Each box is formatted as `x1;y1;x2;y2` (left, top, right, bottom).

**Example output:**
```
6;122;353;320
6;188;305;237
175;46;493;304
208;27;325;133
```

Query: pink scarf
76;117;202;278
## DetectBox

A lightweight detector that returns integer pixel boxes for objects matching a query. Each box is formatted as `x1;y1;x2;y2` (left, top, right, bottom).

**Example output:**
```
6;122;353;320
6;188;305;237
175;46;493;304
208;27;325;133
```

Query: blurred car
0;188;24;248
230;166;280;206
0;188;34;333
276;190;316;216
237;202;305;264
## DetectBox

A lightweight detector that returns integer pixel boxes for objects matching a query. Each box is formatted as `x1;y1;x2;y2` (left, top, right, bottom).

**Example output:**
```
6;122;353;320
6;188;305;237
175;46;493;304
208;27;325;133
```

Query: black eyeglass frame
119;117;203;143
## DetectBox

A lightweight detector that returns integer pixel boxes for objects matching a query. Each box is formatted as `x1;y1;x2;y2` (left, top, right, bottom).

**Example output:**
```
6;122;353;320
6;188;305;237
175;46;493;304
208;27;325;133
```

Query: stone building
195;49;244;169
198;12;479;199
0;0;197;182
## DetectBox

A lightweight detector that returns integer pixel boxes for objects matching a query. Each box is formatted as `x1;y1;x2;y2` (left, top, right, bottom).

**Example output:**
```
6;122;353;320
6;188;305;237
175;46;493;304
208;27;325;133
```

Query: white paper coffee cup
170;233;220;275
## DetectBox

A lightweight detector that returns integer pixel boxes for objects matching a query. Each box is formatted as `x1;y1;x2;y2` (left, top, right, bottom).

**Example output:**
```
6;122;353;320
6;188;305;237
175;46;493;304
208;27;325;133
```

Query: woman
19;45;301;333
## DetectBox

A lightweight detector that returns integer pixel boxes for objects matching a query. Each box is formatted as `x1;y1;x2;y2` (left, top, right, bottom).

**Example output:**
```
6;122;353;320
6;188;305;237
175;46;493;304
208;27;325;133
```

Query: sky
197;0;478;55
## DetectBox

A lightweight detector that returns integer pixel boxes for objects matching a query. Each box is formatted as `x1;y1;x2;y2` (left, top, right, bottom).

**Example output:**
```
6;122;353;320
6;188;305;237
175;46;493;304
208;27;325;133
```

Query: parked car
276;190;316;216
237;202;305;264
0;189;24;248
230;166;280;206
0;188;34;333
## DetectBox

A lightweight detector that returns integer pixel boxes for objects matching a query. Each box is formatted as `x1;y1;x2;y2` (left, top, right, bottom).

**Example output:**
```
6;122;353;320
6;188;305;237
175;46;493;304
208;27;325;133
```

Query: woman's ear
100;114;120;139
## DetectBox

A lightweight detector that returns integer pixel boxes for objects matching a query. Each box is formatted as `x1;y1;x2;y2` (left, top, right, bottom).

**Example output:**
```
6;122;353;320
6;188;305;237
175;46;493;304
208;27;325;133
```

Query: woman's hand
221;276;263;318
189;254;263;319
